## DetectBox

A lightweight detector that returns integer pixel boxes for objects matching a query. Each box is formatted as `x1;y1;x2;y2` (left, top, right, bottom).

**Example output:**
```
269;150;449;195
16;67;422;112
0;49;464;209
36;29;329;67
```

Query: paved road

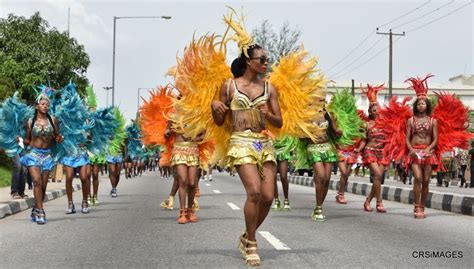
0;171;472;268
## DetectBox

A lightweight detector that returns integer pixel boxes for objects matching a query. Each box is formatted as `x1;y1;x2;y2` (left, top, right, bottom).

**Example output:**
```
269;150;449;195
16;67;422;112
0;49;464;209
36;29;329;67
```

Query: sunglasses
250;56;270;64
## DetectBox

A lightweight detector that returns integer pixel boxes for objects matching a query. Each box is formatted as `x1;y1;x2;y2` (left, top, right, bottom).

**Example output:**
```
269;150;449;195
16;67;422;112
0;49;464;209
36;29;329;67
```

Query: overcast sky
0;0;472;121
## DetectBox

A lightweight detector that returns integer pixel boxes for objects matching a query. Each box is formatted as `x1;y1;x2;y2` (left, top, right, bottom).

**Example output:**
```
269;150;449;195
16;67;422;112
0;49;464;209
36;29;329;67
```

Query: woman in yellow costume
212;36;282;269
168;7;327;266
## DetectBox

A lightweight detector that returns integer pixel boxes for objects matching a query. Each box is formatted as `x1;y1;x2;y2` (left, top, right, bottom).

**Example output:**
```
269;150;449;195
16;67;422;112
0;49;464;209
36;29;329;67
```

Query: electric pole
351;79;355;97
376;28;405;100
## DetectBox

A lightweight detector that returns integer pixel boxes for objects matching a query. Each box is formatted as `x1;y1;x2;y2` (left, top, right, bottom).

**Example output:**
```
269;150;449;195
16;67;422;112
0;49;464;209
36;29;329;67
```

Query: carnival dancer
1;88;62;224
272;135;297;210
164;7;323;265
57;83;94;214
405;76;440;219
140;86;178;211
84;85;117;206
355;84;388;213
377;74;473;218
306;102;341;221
106;108;126;198
24;91;62;223
209;9;284;265
212;46;281;266
125;120;143;178
330;91;366;205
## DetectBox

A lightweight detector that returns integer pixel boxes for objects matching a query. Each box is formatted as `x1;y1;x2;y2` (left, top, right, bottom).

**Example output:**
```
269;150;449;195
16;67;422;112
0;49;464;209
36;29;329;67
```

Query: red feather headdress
362;83;384;106
405;74;434;99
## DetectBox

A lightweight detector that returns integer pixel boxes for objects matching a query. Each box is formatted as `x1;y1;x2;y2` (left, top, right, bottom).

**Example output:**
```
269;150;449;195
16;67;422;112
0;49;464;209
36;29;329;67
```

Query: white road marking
258;231;291;250
205;183;211;186
213;190;222;194
227;202;241;210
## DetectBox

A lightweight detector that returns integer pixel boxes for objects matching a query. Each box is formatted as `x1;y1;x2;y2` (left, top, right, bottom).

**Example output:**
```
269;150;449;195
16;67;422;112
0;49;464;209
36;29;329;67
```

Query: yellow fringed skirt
171;141;199;167
226;131;276;174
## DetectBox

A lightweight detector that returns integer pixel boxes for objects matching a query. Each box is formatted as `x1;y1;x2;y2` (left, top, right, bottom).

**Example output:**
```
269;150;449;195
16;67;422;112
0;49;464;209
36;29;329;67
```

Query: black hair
230;44;263;78
413;98;432;116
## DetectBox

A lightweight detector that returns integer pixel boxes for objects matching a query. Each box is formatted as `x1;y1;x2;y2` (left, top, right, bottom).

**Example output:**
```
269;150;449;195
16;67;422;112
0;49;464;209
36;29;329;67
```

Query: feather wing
108;108;126;156
327;89;365;146
0;92;33;156
125;123;143;159
170;34;232;162
87;107;117;154
375;96;413;161
432;92;474;154
53;83;91;160
267;47;327;141
85;85;97;109
140;86;174;146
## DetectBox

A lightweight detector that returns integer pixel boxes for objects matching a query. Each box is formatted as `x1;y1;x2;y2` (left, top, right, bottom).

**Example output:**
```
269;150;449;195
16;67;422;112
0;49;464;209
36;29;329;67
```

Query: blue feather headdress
34;84;57;104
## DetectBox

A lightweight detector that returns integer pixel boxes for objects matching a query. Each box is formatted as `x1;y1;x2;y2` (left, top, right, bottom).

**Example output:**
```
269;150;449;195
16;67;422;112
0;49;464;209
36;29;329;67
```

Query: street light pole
103;86;112;106
112;17;117;107
111;15;171;107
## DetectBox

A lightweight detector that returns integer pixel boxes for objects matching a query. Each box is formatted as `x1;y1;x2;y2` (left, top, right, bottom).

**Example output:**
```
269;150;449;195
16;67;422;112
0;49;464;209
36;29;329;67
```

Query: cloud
1;0;112;52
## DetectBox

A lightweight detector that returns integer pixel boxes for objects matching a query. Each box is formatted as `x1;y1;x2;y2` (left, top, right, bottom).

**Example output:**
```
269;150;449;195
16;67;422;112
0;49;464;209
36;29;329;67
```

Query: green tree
0;75;15;101
0;12;90;103
252;20;301;66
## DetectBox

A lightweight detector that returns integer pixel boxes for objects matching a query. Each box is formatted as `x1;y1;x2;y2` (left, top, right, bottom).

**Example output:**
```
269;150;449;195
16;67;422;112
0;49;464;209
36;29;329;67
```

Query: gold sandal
311;206;326;222
243;239;261;266
238;231;248;259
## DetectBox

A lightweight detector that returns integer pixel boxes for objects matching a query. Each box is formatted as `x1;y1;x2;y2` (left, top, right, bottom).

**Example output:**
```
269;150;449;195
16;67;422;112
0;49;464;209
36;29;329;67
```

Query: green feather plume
85;85;97;109
108;107;126;156
327;89;365;146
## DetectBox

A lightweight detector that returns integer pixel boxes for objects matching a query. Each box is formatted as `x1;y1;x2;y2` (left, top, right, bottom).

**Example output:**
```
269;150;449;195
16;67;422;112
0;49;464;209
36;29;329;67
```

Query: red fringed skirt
338;149;359;165
405;144;440;168
363;147;389;166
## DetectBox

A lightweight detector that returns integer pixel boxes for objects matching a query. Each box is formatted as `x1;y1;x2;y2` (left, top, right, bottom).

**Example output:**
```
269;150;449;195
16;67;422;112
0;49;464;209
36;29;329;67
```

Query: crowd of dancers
0;7;472;267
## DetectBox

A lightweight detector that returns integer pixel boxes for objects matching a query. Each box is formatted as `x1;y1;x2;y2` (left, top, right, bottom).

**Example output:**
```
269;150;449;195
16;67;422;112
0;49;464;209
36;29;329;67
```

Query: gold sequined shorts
171;142;199;167
226;131;276;170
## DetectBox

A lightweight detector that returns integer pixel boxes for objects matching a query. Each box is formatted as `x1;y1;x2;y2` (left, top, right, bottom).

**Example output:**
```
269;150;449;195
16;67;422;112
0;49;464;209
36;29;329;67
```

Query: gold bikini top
227;80;269;131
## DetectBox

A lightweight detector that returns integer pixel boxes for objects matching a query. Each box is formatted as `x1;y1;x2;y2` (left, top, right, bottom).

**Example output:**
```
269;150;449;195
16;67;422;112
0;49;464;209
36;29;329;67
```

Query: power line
325;0;433;74
331;37;402;80
328;36;385;78
376;30;405;99
391;0;455;30
325;30;375;73
407;1;473;33
377;0;432;29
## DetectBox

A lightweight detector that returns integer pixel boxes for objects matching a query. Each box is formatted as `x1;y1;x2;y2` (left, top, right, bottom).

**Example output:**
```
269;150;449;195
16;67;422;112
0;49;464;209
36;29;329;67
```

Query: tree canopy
252;20;301;66
0;12;90;103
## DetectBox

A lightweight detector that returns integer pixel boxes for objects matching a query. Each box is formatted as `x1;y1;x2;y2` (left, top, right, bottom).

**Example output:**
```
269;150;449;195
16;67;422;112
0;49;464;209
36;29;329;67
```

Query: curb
0;183;81;219
283;175;473;216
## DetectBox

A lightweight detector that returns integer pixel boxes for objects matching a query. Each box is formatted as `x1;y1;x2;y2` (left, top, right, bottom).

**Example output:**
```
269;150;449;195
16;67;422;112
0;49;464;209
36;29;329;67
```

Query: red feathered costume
375;74;473;171
361;84;389;166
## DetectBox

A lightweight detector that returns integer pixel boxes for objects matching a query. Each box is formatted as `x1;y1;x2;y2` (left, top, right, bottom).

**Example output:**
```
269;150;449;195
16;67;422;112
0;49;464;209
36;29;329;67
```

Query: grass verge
0;166;11;187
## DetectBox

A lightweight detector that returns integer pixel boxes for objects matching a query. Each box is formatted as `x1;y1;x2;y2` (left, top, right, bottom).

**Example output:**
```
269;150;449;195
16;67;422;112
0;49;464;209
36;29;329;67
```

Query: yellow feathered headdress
223;6;256;58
